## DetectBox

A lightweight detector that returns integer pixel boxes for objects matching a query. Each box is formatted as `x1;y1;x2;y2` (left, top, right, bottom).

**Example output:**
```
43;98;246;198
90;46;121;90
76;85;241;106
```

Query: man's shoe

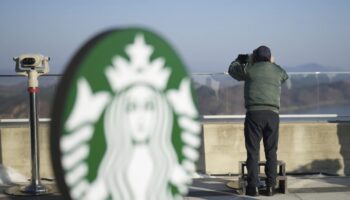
246;187;259;196
266;186;275;196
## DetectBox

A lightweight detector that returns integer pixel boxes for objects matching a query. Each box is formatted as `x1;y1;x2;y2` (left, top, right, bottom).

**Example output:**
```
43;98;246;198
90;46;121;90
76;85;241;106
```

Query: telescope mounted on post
5;54;52;196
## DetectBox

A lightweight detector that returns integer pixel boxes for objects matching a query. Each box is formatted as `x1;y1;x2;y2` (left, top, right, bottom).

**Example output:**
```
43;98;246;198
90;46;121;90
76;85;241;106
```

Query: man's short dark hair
253;46;271;62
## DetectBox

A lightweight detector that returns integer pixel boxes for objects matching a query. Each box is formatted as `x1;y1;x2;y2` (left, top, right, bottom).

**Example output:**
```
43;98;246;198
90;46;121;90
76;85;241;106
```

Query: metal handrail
1;114;349;124
0;72;350;77
192;71;350;75
203;114;340;119
201;114;350;123
0;118;51;124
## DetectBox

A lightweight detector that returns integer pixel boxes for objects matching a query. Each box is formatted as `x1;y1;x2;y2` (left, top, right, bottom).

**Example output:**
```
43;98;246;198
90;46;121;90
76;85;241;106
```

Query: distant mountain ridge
285;63;348;72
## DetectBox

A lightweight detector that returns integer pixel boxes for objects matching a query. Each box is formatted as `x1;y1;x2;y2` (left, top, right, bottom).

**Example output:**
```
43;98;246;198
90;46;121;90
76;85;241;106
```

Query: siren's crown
106;34;171;92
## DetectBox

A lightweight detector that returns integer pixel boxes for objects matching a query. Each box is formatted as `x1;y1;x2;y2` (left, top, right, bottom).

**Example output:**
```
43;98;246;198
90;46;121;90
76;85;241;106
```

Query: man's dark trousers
244;110;279;188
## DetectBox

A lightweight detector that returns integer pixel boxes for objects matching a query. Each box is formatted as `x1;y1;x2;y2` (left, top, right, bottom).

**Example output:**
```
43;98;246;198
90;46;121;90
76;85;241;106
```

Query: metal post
21;87;47;193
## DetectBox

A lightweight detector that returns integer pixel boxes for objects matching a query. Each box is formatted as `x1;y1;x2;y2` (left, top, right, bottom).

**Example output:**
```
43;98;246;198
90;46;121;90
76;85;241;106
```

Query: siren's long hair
98;86;177;200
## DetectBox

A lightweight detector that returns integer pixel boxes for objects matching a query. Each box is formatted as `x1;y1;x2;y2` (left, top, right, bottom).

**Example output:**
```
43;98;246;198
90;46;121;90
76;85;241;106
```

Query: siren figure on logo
60;34;201;200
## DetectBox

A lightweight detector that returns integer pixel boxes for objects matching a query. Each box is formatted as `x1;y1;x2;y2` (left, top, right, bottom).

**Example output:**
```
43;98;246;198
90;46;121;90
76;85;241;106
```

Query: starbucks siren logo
52;30;201;200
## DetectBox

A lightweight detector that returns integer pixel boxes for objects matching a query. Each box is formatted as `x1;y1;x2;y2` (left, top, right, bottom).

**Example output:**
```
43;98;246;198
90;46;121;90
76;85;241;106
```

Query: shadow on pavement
0;195;63;200
289;186;350;194
0;183;63;200
187;178;257;200
337;123;350;176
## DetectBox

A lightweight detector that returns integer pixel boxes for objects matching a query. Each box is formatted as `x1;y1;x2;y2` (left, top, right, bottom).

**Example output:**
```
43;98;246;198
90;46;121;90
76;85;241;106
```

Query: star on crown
105;34;171;92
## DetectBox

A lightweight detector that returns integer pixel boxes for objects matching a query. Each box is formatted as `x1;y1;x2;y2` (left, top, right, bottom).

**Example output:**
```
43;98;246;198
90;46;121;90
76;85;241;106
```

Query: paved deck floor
0;175;349;199
186;174;350;200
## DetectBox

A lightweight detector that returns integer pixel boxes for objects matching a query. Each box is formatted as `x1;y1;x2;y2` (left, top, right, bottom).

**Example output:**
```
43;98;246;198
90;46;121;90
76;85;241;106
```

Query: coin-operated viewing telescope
5;54;52;196
14;54;49;88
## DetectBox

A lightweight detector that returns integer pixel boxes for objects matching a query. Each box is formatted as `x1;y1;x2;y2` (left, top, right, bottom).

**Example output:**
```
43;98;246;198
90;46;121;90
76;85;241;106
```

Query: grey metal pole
30;90;40;186
22;87;47;193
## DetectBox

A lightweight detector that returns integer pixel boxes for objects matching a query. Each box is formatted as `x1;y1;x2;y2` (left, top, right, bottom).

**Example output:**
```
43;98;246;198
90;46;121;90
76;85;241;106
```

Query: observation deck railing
0;72;349;123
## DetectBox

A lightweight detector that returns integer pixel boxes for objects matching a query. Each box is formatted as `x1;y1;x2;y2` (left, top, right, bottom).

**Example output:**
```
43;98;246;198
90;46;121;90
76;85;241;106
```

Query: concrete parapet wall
202;122;350;175
0;123;53;178
0;122;349;179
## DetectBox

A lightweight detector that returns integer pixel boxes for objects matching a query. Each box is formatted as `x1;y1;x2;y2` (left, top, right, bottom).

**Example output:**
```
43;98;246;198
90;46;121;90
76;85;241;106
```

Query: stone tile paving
0;175;349;200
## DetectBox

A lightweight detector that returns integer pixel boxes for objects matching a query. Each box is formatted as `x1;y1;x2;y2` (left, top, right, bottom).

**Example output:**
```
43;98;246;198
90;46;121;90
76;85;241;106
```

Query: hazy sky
1;0;349;73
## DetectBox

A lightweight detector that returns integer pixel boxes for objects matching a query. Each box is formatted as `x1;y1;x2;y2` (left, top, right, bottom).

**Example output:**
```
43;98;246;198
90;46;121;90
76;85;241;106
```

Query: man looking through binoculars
228;46;288;196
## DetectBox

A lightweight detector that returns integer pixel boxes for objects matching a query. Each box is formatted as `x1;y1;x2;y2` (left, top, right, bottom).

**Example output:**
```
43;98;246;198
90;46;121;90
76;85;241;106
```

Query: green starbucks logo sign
51;28;201;200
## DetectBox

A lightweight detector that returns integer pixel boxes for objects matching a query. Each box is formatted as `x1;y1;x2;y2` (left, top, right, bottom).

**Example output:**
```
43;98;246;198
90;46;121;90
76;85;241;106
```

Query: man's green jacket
229;60;288;112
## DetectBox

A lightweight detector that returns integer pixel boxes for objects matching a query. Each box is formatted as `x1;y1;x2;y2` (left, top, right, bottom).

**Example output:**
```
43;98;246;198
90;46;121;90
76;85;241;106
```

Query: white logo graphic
60;34;201;200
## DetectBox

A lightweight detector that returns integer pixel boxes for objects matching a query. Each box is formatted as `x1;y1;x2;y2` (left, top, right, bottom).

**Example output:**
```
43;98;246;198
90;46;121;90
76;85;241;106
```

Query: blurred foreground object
51;28;201;200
